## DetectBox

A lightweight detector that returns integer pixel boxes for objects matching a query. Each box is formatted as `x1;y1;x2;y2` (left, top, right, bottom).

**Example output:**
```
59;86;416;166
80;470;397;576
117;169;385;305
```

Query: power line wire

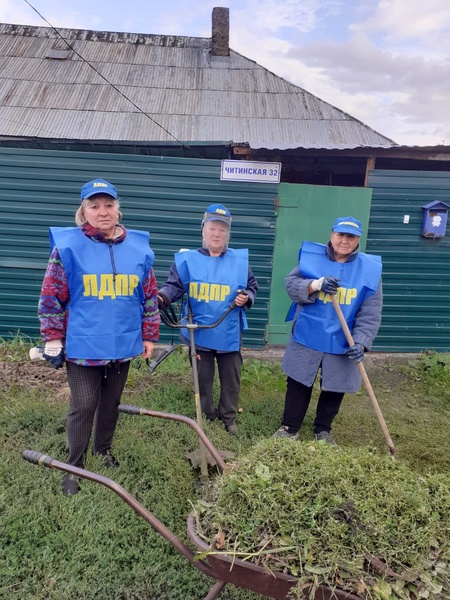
22;0;205;158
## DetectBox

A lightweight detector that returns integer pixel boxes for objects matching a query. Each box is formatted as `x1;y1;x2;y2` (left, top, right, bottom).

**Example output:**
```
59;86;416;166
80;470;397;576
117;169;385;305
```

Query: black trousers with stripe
65;361;130;467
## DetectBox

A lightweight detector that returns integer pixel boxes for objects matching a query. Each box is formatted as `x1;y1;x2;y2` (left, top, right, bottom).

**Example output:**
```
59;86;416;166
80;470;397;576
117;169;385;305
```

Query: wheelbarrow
22;408;361;600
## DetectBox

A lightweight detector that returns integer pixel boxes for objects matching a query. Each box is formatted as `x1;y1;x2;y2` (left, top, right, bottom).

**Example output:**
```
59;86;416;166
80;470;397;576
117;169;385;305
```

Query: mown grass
1;341;449;600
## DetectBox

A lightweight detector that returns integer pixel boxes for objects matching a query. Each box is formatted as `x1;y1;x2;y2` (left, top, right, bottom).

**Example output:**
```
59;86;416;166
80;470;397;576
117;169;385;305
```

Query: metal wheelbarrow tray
22;406;361;600
186;512;361;600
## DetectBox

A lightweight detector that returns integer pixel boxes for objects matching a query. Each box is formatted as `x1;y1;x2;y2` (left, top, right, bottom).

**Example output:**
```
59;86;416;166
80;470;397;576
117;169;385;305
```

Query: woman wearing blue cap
158;203;258;434
273;216;382;444
38;178;160;495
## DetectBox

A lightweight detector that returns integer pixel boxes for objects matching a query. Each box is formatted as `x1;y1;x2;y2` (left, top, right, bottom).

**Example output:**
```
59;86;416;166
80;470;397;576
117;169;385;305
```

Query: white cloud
0;0;41;25
230;0;342;34
231;0;450;144
352;0;450;43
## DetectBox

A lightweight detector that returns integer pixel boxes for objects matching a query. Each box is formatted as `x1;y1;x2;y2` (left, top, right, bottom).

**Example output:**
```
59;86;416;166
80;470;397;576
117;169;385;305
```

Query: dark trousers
66;361;130;467
282;376;344;434
194;350;242;427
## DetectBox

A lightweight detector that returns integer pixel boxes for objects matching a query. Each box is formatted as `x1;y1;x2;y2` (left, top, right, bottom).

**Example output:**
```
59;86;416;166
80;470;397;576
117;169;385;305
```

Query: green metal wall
267;183;373;345
0;148;277;347
367;170;450;352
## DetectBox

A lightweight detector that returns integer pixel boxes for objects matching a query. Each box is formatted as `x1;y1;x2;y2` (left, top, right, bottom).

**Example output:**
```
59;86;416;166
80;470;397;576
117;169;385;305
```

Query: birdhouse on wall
421;201;450;238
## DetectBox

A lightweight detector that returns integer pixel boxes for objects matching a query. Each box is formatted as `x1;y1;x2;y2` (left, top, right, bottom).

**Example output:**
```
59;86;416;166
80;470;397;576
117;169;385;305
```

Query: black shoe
97;450;120;468
62;473;80;497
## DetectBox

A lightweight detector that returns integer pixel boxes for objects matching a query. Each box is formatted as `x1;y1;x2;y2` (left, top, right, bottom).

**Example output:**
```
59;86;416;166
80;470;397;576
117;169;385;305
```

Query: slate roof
0;22;396;150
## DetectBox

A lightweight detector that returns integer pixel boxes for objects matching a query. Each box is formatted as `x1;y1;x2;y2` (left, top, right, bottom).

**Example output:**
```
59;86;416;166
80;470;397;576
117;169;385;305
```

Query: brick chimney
211;7;229;56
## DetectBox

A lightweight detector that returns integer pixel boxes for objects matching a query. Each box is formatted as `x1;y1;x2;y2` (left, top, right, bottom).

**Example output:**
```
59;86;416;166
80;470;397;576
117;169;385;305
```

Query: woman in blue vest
158;204;258;435
38;178;160;496
273;216;382;444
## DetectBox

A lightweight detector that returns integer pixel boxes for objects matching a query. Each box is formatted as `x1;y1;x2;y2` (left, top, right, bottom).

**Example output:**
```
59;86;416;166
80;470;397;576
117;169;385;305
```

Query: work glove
43;339;65;369
346;343;364;363
310;276;340;295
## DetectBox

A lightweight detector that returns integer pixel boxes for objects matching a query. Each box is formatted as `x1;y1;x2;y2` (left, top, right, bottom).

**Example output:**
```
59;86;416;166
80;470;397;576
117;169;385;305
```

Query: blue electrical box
422;201;450;238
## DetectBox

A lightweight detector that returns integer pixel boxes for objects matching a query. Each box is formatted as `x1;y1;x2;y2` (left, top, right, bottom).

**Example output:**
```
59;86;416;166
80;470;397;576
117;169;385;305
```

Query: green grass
1;341;449;599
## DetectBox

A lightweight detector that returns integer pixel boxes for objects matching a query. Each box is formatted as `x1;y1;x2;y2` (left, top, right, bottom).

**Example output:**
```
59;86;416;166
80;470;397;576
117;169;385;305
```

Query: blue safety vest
50;227;154;360
175;249;248;351
288;241;382;354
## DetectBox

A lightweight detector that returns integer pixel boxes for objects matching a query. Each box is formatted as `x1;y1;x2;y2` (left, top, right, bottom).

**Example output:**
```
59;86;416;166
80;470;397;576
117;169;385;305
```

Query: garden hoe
331;295;397;458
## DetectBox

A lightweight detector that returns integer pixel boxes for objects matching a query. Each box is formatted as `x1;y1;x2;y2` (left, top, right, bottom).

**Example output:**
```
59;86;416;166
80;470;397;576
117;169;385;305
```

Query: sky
1;0;450;146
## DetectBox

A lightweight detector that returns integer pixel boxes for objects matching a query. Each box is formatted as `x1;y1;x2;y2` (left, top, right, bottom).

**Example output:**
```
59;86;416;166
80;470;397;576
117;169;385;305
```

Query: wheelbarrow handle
21;449;219;581
330;296;397;458
118;404;143;415
118;404;227;471
22;449;53;466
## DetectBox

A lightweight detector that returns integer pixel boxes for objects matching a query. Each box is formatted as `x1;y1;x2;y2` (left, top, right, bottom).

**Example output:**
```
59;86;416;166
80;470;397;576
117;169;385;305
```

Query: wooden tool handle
331;295;397;457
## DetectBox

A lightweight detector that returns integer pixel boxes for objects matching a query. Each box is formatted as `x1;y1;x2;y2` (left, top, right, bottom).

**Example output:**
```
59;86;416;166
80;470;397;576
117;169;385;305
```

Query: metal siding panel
0;147;276;347
366;169;450;352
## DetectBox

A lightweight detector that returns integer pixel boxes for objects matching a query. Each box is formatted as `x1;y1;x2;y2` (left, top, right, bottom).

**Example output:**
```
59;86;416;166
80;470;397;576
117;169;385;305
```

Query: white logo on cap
338;221;358;228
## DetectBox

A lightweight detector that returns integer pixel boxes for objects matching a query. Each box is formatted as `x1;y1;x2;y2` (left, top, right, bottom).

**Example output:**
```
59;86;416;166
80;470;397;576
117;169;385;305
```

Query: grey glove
310;276;340;295
346;343;364;362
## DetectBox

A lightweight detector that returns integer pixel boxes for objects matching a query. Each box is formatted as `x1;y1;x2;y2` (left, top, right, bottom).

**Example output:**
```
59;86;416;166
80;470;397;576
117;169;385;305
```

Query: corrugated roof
0;22;396;150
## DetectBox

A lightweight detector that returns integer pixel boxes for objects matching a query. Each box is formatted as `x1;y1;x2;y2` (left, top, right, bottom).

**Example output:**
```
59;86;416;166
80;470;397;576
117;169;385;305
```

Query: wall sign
220;160;281;184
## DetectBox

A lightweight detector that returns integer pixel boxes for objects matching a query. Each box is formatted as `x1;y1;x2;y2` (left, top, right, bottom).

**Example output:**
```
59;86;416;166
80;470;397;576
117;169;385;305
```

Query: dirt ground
0;359;70;399
243;346;417;367
0;346;416;398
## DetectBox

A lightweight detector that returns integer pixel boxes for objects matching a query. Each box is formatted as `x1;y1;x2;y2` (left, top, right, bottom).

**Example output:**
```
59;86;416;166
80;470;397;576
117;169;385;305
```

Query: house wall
367;169;450;352
3;148;448;353
0;148;277;347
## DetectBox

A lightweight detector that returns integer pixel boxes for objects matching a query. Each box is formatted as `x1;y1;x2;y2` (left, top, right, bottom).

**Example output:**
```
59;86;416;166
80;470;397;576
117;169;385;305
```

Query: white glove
44;339;63;357
43;339;65;369
310;276;340;295
310;277;325;292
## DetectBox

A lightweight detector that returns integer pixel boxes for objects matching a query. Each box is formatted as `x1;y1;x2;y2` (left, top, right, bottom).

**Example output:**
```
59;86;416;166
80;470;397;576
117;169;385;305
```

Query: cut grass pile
196;441;450;599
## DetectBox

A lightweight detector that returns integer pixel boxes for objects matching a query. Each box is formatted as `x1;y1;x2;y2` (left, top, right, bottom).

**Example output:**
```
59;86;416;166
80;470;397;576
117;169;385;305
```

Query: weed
408;351;450;394
0;334;38;362
241;359;283;387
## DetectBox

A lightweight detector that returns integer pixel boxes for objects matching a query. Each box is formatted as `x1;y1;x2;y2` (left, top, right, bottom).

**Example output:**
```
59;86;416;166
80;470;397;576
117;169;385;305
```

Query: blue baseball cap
80;178;118;201
203;203;232;225
332;216;362;236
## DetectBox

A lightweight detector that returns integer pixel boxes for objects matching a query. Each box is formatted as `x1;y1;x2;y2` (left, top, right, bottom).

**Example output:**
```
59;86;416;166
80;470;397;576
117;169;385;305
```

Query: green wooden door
266;183;373;345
